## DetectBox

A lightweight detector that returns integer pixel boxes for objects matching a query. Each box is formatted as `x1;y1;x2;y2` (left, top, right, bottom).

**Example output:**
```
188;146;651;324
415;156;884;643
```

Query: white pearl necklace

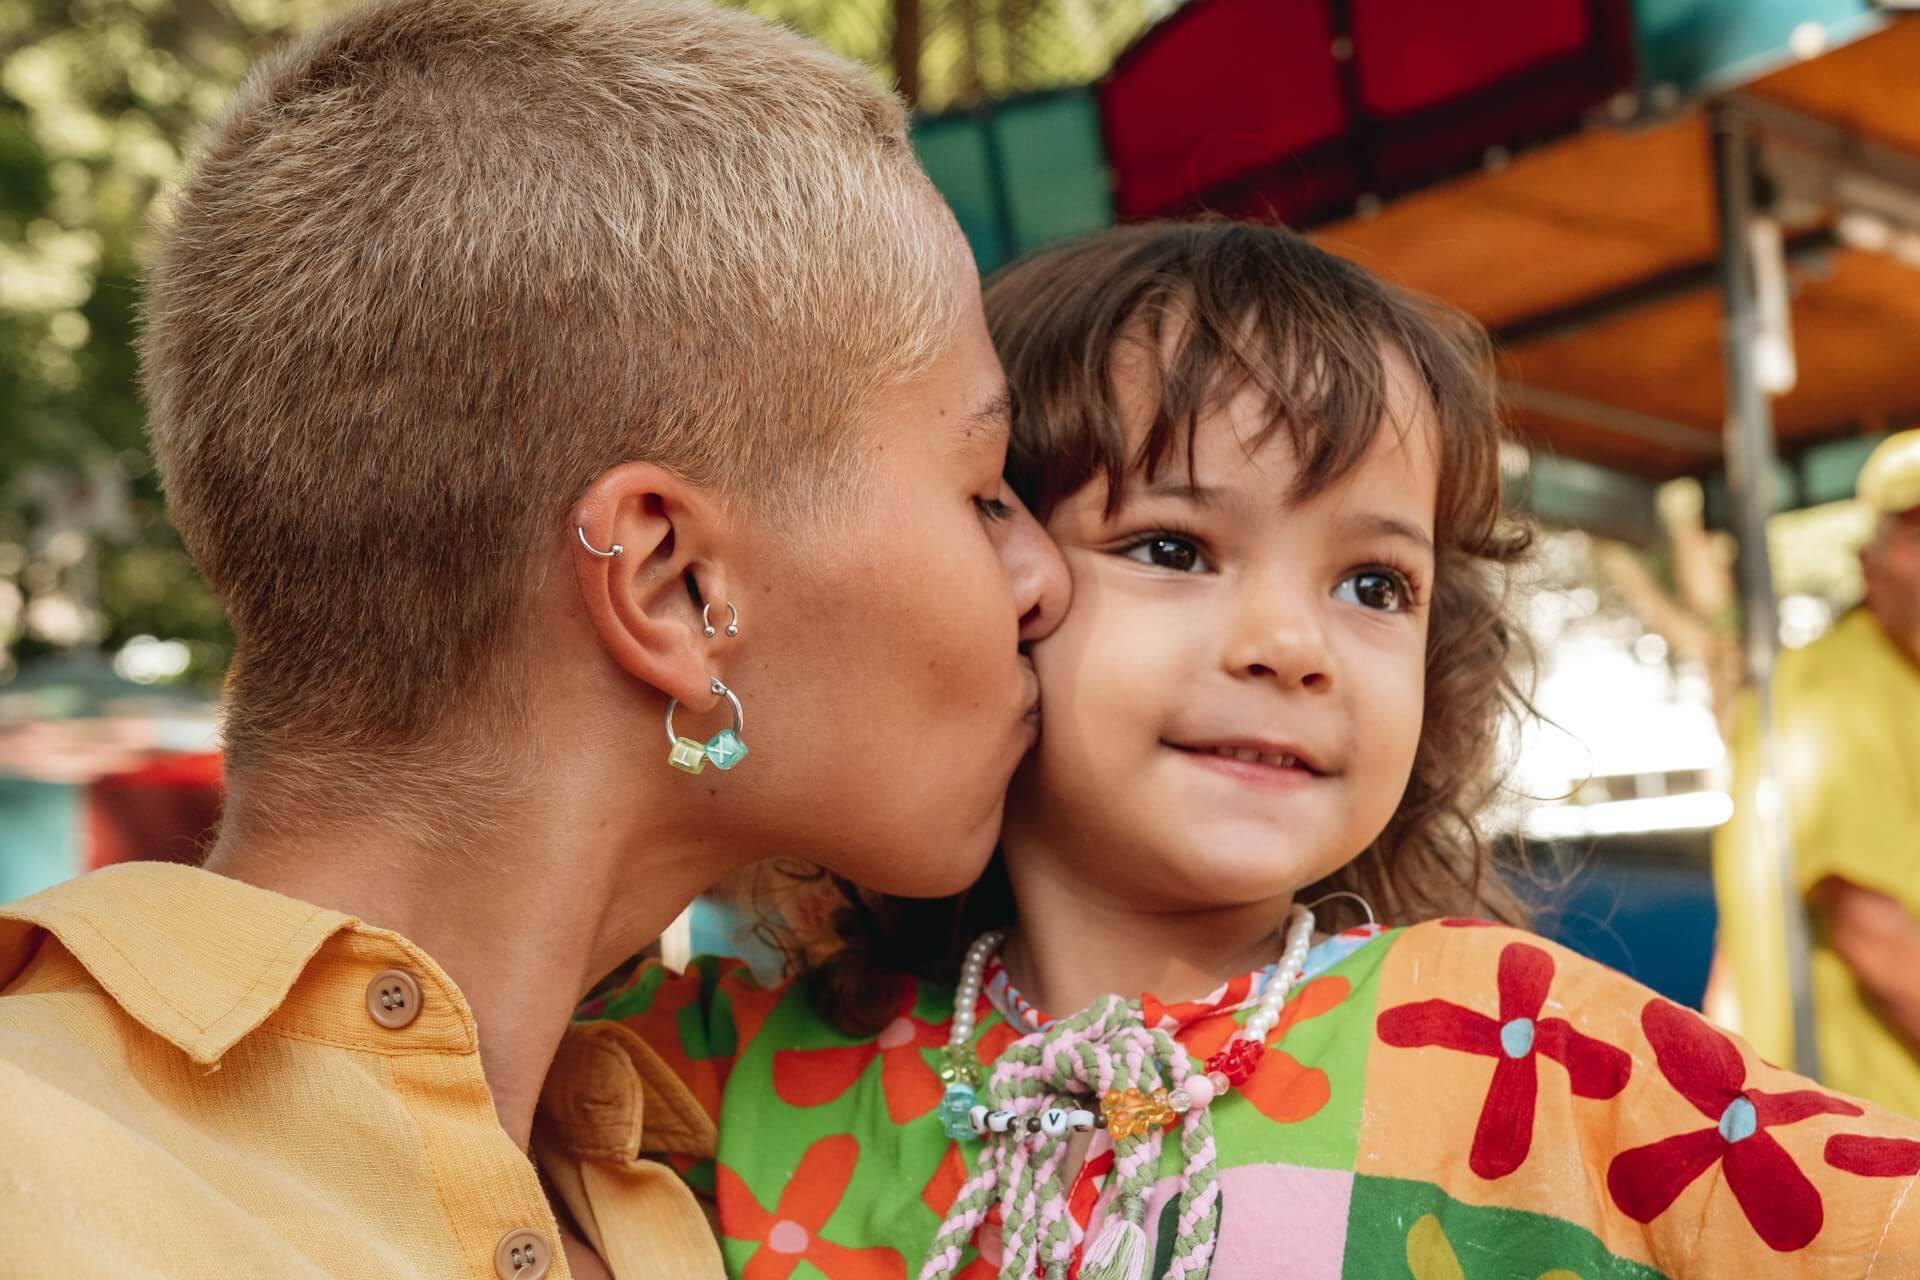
937;904;1317;1141
1242;903;1316;1041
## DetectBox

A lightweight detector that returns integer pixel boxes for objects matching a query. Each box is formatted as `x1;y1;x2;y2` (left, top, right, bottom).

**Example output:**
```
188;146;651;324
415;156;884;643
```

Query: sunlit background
4;0;1919;1013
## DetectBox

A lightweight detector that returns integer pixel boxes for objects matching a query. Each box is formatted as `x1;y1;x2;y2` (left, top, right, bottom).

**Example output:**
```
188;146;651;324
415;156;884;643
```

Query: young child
549;223;1920;1279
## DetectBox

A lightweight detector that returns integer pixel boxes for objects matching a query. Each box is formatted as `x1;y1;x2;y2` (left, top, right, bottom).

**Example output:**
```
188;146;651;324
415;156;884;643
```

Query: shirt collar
537;1018;717;1165
0;862;356;1064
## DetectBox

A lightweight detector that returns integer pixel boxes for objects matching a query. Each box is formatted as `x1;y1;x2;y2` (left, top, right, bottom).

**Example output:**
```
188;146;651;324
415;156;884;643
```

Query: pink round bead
1206;1070;1232;1096
1184;1073;1217;1109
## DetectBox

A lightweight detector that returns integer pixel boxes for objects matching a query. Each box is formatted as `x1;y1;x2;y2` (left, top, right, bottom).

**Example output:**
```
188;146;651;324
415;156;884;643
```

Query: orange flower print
715;1135;905;1280
1178;975;1349;1125
775;982;949;1123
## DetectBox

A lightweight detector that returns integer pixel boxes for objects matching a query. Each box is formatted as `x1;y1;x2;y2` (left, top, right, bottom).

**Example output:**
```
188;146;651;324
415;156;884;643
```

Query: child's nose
1226;596;1333;690
996;486;1070;644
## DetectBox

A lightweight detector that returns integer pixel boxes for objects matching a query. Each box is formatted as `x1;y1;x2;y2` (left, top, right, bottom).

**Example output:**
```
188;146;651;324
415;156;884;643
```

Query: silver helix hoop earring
664;677;749;774
702;602;740;639
576;526;622;558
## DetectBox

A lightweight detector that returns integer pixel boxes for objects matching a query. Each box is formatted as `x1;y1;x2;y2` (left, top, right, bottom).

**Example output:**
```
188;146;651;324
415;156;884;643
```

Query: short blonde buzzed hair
142;0;961;826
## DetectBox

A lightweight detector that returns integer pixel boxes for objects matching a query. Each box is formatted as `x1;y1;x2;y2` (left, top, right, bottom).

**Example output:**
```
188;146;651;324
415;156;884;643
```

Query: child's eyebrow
1141;478;1224;505
1338;512;1434;551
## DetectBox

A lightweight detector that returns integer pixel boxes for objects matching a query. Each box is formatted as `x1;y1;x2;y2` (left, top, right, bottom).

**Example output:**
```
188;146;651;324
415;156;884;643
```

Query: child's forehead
1104;334;1439;496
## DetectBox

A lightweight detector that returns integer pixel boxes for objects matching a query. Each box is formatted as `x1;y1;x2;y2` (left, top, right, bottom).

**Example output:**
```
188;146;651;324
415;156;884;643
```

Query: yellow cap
1857;429;1920;516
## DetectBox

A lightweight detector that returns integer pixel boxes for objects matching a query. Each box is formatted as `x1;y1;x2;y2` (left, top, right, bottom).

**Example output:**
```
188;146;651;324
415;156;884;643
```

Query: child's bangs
1117;275;1403;515
992;222;1475;523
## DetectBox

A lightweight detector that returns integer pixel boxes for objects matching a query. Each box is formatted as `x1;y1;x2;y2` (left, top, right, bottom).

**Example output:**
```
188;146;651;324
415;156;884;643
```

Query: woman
0;2;1066;1278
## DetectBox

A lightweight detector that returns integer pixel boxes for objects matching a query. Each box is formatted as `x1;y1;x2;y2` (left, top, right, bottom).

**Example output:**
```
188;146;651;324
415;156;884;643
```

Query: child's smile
1004;341;1438;918
1163;737;1325;791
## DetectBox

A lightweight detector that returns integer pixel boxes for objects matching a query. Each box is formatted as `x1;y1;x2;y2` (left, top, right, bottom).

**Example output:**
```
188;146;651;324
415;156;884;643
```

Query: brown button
365;968;422;1030
494;1227;552;1279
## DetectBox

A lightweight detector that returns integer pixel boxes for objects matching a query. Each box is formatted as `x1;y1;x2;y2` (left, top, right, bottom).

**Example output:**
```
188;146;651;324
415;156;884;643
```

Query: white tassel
1079;1216;1149;1280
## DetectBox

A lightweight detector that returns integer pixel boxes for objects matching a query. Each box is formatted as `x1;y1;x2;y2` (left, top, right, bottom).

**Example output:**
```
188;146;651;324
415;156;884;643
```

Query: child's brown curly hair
796;220;1535;1035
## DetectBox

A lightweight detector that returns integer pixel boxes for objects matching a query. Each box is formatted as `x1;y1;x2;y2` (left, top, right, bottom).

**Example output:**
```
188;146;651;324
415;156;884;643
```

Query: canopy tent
1318;22;1920;489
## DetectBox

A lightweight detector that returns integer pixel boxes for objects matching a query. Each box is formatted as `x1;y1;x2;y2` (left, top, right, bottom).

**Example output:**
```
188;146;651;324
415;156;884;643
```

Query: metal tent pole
1709;101;1820;1079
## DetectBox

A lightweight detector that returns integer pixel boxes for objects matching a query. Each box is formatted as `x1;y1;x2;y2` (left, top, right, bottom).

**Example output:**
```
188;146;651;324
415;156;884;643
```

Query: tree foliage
0;0;1159;686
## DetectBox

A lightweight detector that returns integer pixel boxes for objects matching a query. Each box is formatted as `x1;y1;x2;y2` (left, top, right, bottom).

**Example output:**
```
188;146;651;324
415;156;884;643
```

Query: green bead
704;728;749;771
937;1047;982;1089
667;737;707;774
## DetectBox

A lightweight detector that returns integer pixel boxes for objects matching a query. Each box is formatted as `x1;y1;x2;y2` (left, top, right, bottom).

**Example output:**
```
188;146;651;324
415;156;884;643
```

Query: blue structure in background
1531;840;1719;1010
0;779;77;905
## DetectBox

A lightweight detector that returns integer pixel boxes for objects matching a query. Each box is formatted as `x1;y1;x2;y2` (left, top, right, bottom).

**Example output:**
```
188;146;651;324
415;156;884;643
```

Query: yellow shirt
0;861;723;1280
1714;608;1920;1115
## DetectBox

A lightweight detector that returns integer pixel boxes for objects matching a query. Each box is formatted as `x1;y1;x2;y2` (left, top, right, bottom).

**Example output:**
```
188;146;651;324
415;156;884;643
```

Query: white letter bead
987;1110;1015;1133
1068;1110;1097;1132
969;1105;990;1135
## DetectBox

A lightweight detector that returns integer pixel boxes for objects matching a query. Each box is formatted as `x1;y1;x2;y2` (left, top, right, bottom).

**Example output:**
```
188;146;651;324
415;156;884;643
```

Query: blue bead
938;1084;979;1141
1499;1017;1535;1060
705;729;749;771
1718;1095;1758;1143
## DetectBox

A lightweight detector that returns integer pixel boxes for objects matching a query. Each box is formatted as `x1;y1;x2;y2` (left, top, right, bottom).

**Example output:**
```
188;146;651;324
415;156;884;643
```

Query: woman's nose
995;483;1070;643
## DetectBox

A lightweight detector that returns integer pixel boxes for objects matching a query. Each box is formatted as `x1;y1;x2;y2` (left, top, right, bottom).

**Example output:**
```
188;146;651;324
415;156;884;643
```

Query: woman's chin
858;827;1000;900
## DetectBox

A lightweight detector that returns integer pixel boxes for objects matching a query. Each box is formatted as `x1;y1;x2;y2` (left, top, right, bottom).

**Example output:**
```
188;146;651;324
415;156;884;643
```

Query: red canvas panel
1101;0;1348;220
1352;0;1594;118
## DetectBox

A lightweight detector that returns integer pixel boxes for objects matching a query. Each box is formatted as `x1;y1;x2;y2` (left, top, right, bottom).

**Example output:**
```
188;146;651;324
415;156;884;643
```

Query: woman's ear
572;462;735;710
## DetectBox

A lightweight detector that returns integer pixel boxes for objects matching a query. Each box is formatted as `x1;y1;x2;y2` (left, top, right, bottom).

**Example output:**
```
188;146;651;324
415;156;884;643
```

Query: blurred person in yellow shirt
1715;428;1920;1115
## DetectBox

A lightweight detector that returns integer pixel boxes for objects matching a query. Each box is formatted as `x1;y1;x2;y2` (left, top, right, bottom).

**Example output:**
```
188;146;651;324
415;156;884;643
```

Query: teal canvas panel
1634;0;1884;94
911;114;1009;272
992;90;1115;259
0;777;77;905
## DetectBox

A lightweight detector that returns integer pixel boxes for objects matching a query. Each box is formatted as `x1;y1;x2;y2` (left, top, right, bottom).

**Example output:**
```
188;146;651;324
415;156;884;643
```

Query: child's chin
1158;839;1348;905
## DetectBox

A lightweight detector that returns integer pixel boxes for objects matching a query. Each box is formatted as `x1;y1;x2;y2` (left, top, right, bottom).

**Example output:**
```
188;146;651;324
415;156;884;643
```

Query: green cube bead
704;729;749;771
668;737;708;774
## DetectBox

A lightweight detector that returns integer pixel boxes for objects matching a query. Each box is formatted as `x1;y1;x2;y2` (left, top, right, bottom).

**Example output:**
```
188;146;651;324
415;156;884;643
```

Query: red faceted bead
1205;1038;1264;1086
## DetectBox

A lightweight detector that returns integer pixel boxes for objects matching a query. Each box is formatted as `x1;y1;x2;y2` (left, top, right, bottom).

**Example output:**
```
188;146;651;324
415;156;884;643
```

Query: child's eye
1121;534;1210;573
974;495;1015;522
1335;569;1413;612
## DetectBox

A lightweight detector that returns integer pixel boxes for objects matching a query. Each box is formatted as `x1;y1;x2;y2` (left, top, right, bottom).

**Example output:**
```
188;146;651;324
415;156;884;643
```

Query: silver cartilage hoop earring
577;526;622;558
702;602;741;638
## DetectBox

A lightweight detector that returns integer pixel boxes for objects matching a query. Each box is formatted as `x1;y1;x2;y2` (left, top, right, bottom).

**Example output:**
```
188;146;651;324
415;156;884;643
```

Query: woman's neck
205;788;719;1151
992;851;1299;1020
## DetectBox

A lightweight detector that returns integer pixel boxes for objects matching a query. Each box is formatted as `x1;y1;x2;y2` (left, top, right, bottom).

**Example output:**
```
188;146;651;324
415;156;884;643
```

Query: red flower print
714;1135;906;1280
774;982;947;1123
1606;1000;1862;1252
1828;1134;1920;1178
1377;942;1630;1179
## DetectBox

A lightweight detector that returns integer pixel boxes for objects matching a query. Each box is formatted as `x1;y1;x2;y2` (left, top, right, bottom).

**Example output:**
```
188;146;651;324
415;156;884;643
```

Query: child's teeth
1201;746;1303;769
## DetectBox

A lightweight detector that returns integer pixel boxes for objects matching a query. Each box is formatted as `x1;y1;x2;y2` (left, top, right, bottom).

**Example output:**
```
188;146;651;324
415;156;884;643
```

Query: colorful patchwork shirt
569;919;1920;1279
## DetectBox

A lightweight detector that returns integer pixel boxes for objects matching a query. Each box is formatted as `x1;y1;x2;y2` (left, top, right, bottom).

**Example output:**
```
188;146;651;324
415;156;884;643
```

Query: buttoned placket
352;942;568;1280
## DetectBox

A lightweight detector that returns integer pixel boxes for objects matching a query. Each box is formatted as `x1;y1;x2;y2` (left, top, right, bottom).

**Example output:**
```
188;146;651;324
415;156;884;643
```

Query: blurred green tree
0;0;1156;688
